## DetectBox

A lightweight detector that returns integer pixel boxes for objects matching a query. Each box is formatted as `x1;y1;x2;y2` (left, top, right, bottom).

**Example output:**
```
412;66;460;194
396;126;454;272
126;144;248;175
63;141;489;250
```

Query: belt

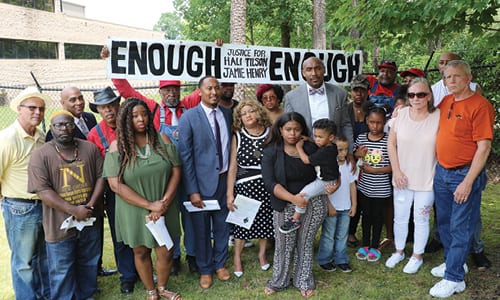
5;197;40;204
445;163;471;171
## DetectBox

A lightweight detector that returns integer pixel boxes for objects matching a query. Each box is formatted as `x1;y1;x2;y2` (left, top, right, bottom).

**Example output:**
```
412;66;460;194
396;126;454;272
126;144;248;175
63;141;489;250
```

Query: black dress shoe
120;281;135;294
171;258;180;276
98;268;117;276
186;255;199;273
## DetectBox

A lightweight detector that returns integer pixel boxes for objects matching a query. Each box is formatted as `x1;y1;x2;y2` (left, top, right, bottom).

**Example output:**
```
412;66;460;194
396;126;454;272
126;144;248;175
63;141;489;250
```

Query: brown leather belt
445;163;471;171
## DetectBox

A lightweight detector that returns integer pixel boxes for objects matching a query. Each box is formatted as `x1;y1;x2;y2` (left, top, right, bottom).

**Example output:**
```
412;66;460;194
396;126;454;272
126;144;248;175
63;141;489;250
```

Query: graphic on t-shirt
364;149;383;166
59;161;90;205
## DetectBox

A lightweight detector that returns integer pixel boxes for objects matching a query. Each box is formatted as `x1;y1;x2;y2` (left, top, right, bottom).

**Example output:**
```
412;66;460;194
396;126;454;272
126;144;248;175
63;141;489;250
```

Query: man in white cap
0;87;51;299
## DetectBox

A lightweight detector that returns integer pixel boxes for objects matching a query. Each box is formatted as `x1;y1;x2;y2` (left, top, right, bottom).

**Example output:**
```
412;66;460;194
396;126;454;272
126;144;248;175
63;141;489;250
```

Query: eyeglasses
240;109;256;116
407;92;430;99
52;122;76;130
20;105;45;112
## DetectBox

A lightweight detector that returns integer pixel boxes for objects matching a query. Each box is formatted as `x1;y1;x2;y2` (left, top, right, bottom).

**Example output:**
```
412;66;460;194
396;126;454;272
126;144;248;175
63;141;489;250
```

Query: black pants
358;191;390;249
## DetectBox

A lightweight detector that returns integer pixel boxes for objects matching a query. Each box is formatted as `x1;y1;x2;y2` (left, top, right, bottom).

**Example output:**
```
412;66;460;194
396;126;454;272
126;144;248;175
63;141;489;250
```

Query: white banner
106;38;363;85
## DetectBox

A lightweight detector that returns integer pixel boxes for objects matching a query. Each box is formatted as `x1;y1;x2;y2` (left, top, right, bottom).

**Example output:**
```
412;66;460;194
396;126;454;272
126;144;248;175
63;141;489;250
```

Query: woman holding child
261;112;328;298
226;100;274;278
385;77;439;274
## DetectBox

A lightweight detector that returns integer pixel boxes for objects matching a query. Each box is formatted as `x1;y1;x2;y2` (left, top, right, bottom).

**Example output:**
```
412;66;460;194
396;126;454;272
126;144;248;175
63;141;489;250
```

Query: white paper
225;195;262;229
60;216;96;232
183;200;221;212
145;216;173;250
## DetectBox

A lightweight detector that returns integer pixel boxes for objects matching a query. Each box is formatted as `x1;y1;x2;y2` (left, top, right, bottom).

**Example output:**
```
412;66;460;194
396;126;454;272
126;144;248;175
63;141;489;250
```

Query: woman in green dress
103;98;182;300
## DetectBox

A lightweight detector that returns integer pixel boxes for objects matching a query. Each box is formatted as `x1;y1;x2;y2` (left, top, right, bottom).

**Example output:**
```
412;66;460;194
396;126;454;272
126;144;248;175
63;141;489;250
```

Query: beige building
0;0;164;86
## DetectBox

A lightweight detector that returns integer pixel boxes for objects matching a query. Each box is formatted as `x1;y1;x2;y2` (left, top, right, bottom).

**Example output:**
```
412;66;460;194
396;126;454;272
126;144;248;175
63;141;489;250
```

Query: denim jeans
2;198;50;300
46;225;100;300
434;164;486;282
316;209;350;265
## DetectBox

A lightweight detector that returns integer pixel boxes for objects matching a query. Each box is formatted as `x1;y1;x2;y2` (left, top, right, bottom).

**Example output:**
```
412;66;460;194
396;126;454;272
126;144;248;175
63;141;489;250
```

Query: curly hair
115;98;170;181
232;99;271;132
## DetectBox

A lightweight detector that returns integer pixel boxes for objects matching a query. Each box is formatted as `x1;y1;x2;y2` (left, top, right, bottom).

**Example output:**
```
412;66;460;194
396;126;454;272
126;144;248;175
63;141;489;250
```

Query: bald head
302;57;326;88
438;52;462;75
60;86;85;118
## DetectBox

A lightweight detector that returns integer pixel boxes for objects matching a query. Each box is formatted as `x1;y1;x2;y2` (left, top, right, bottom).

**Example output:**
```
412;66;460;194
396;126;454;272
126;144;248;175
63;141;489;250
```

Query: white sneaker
385;252;405;268
429;279;466;298
228;235;235;247
431;262;469;278
244;240;254;248
403;256;423;274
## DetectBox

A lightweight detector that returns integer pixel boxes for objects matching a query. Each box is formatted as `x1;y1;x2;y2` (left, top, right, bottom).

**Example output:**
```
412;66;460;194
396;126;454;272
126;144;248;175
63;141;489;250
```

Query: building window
64;43;102;59
0;0;54;12
0;38;57;59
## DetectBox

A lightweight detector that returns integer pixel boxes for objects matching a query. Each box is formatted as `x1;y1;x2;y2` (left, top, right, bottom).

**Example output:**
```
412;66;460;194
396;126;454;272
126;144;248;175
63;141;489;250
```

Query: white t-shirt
391;107;440;191
432;79;477;107
328;161;356;210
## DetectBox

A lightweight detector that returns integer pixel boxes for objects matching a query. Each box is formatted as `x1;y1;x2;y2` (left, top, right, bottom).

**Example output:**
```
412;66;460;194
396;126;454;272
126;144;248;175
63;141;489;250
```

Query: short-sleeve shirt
328;162;357;210
308;144;339;181
28;139;103;242
436;93;495;168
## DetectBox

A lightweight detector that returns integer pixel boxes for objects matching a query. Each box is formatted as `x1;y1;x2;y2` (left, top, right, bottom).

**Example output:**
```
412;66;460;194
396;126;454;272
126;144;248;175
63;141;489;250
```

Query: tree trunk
230;0;246;100
312;0;326;49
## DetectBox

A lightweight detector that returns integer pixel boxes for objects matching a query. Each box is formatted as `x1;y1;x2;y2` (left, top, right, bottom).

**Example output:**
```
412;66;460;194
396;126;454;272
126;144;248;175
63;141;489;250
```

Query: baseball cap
378;60;397;71
400;68;425;78
159;80;181;89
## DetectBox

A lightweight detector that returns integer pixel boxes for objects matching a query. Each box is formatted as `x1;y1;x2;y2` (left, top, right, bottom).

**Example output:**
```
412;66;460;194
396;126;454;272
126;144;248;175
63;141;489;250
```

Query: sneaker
385;252;405;268
279;219;301;234
431;262;469;278
425;238;443;253
228;234;235;247
429;279;466;298
319;262;336;272
337;263;353;273
471;251;491;270
403;257;423;274
244;240;254;248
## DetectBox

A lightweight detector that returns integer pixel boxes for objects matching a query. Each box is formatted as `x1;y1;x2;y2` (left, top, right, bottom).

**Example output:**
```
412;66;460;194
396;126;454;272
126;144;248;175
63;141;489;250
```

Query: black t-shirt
308;144;339;181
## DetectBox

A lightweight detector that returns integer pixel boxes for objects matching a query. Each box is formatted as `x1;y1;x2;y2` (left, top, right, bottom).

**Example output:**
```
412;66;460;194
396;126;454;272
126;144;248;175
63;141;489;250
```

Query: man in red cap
366;60;400;108
400;68;426;86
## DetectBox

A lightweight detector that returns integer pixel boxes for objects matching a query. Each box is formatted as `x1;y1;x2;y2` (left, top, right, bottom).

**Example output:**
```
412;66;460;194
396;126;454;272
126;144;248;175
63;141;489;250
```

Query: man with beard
366;60;400;108
28;111;105;300
87;87;138;294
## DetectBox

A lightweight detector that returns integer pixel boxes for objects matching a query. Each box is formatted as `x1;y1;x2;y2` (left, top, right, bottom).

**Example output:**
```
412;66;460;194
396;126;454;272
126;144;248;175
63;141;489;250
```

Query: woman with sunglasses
385;77;440;274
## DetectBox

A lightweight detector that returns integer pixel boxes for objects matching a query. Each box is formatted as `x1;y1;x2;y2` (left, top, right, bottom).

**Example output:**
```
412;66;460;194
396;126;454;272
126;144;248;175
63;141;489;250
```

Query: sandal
147;289;158;300
264;286;277;295
367;248;381;262
158;286;181;300
356;247;369;260
301;289;314;298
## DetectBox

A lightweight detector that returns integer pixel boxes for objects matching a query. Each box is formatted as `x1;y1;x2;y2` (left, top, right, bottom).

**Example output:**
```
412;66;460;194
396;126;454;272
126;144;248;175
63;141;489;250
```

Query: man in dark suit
284;57;353;148
178;76;232;289
45;86;98;141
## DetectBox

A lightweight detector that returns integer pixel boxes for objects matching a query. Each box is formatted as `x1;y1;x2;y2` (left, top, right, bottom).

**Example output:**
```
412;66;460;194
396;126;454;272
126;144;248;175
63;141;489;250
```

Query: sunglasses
20;105;45;112
407;92;430;99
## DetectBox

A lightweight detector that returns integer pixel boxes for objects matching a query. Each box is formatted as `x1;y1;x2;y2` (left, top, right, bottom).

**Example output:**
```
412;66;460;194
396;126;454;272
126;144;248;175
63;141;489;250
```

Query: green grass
1;184;498;299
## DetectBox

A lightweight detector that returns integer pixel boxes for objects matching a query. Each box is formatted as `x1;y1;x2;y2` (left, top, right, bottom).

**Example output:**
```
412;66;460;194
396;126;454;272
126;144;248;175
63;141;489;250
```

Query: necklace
136;134;151;159
53;140;79;163
245;127;265;159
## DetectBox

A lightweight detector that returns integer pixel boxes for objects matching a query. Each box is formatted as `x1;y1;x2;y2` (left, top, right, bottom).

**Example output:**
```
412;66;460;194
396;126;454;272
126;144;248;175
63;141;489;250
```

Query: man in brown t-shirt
28;110;104;300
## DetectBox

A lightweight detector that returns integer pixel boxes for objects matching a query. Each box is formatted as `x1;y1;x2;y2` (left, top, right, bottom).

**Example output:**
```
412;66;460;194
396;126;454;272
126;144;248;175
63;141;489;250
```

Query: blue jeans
2;198;50;300
434;164;486;282
46;225;100;300
316;209;350;265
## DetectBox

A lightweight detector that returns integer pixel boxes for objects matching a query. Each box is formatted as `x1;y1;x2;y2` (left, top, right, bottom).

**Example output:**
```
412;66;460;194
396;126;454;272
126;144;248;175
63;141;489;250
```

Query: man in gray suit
284;57;353;148
178;76;232;289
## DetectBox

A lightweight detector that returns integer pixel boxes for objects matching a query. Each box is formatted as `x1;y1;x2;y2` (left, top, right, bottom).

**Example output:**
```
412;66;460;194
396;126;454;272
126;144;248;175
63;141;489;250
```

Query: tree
312;0;326;49
154;12;184;40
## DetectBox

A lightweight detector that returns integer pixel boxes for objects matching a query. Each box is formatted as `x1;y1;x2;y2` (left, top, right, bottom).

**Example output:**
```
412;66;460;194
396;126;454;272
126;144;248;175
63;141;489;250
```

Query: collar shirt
307;83;329;126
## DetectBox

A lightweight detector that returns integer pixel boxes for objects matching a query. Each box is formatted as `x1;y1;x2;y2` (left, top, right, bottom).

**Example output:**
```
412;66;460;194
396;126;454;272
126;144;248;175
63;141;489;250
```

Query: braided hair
115;98;170;181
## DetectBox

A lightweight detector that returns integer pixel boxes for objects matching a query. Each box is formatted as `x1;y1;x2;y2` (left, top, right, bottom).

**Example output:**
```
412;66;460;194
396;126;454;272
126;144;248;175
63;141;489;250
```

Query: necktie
308;87;325;95
79;117;89;137
211;110;223;170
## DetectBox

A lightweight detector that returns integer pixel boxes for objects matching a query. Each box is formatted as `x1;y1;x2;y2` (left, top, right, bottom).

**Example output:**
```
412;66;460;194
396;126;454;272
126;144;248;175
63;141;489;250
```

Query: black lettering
332;53;347;83
187;46;203;77
269;51;283;81
128;42;148;75
205;47;221;78
324;52;333;82
284;52;301;81
148;43;165;76
166;45;184;76
111;41;126;74
347;53;362;82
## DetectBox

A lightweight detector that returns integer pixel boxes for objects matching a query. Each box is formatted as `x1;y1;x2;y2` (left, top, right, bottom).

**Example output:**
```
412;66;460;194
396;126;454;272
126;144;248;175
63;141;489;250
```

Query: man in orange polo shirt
429;60;494;298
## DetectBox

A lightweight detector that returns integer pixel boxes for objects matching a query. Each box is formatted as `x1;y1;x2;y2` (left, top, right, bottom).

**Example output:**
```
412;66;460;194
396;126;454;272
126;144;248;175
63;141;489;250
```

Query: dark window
0;0;54;12
64;43;102;59
0;38;57;59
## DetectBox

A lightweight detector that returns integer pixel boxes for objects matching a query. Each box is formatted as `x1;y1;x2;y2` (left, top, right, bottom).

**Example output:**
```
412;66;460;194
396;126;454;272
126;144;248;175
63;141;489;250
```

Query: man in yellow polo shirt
0;87;51;300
